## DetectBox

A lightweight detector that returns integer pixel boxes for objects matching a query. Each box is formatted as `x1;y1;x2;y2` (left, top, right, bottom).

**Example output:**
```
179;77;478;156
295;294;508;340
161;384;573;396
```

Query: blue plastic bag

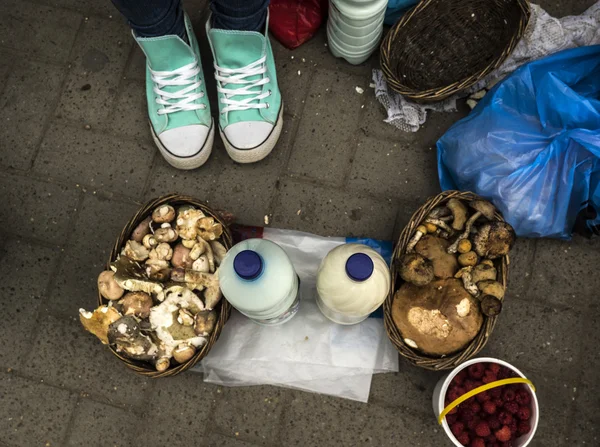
384;0;418;25
437;46;600;239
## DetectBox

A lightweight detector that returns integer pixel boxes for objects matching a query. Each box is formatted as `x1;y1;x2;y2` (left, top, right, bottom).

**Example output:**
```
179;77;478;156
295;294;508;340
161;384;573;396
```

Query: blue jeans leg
211;0;270;32
110;0;186;38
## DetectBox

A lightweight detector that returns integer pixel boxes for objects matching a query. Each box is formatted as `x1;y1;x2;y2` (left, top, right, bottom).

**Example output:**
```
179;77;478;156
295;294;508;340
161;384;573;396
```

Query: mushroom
471;263;497;283
455;266;479;296
155;357;170;372
154;226;178;243
170;268;222;309
112;256;164;295
447;200;497;254
149;243;173;261
480;259;494;267
447;199;468;231
477;280;505;300
192;255;210;273
107;316;159;362
177;309;195;326
197;217;223;241
458;251;478;267
131;216;152;243
98;271;125;301
194;310;217;336
391;278;484;356
79;305;122;344
425;218;454;235
428;206;451;219
481;295;503;317
457;239;472;254
145;258;171;282
210;241;227;266
424;222;438;234
414;236;458;279
119;292;153;319
181;239;196;249
472;222;516;259
173;344;196;364
152;205;176;224
189;239;215;271
142;234;158;250
171;244;194;269
398;253;434;286
123;240;150;261
176;208;206;240
406;225;428;253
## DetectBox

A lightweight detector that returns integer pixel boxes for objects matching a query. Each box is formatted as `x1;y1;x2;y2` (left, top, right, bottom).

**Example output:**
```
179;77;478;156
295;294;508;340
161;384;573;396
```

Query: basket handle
438;378;536;425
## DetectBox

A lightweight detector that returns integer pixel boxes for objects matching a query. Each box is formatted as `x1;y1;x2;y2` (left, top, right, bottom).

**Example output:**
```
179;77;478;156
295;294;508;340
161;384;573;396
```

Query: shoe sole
220;105;283;164
150;119;215;170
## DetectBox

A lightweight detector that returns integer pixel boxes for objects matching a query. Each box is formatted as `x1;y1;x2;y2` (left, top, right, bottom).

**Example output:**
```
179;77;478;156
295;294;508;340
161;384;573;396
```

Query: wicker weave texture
97;194;233;378
380;0;530;101
384;191;509;371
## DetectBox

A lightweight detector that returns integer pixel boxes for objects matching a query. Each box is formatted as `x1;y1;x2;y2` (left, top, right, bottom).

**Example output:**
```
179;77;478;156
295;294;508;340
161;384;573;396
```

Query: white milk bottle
219;239;299;325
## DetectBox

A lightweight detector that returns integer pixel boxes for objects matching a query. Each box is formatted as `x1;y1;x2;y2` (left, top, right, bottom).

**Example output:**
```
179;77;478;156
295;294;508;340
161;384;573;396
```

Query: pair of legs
111;0;283;168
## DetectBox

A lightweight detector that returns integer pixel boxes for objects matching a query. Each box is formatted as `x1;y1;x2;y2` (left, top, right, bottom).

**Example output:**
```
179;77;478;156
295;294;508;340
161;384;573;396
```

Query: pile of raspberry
445;362;533;447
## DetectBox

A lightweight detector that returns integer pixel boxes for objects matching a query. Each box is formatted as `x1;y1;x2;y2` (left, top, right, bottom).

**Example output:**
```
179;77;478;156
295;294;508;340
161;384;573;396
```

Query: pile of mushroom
393;198;516;356
80;203;227;372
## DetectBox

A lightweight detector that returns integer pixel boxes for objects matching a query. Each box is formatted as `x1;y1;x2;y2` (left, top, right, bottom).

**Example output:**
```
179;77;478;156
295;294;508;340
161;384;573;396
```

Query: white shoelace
214;56;271;113
150;61;206;115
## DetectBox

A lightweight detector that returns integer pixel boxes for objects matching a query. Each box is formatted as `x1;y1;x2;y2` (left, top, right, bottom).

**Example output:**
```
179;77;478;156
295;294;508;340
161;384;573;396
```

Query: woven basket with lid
98;194;233;378
384;191;509;371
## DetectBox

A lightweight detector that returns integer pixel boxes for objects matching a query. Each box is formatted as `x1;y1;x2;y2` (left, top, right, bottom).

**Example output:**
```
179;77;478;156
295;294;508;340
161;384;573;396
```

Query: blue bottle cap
345;253;374;282
234;250;263;280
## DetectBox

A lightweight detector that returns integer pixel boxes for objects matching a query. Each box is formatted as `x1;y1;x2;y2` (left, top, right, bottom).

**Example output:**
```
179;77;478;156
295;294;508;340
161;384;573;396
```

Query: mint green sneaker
206;13;283;164
135;14;213;170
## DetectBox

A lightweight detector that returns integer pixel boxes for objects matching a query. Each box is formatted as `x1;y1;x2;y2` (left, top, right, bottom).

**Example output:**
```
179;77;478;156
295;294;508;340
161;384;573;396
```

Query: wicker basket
380;0;530;101
98;194;233;378
384;191;509;370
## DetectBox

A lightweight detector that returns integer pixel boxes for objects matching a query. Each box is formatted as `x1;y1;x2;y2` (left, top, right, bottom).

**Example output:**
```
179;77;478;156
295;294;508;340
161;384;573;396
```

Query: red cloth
269;0;329;49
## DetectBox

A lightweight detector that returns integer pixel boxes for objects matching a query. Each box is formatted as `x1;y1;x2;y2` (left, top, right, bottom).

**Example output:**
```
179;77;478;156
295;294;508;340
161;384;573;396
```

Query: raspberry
460;407;476;422
454;370;468;385
448;387;466;402
476;391;491;403
463;380;478;392
488;416;501;430
469;400;481;413
446;413;458;425
483;371;498;384
500;443;514;447
451;422;465;437
517;406;531;420
483;400;497;415
467;417;481;431
502;389;516;402
470;437;485;447
456;432;470;446
488;363;501;374
515;390;531;406
490;388;503;399
498;411;513;425
495;425;512;442
509;419;518;435
498;367;516;380
493;398;504;407
504;401;519;414
475;421;491;437
468;363;486;379
518;420;531;435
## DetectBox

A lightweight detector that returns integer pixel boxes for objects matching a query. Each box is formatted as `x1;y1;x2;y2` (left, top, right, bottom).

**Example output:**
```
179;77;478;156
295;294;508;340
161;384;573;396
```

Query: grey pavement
0;1;598;446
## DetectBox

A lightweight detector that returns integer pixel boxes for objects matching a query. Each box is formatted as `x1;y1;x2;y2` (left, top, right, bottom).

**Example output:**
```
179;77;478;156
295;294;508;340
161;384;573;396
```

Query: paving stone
40;0;116;17
208;118;296;227
506;237;536;299
0;239;59;369
0;172;80;244
270;41;313;117
287;70;366;185
65;399;140;447
136;373;216;445
348;136;441;200
0;54;11;95
480;299;583;379
281;392;447;447
0;0;81;62
202;433;263;447
0;372;76;446
414;107;470;150
56;17;132;125
369;368;442;416
125;46;146;82
273;179;398;240
358;91;416;142
44;194;139;317
528;236;600;308
24;315;151;408
0;62;67;170
536;0;597;17
108;80;150;141
212;385;290;444
34;122;154;197
392;200;424;242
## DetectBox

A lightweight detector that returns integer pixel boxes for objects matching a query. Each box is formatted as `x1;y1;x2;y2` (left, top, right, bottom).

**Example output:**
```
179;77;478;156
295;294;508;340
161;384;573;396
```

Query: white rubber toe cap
158;125;210;157
223;121;275;149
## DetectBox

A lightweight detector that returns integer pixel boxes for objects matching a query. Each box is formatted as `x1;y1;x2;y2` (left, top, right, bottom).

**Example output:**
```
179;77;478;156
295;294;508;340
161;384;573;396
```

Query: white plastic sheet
194;227;399;402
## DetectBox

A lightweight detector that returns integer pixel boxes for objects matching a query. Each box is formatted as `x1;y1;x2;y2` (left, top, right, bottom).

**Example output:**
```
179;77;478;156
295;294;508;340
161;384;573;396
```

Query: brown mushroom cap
458;251;478;267
98;271;125;301
473;222;515;259
469;200;497;220
480;295;503;317
415;235;459;279
447;199;468;231
194;310;217;336
391;278;484;356
131;216;152;243
398;253;434;286
152;205;176;224
471;264;497;283
477;280;505;299
120;292;153;319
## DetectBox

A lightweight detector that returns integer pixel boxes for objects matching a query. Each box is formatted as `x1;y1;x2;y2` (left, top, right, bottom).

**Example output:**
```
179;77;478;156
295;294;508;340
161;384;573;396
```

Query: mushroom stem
447;212;481;254
406;225;427;253
425;218;454;235
455;267;479;296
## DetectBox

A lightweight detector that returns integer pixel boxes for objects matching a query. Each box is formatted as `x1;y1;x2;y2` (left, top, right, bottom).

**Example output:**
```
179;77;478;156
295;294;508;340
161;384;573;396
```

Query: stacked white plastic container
327;0;387;65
